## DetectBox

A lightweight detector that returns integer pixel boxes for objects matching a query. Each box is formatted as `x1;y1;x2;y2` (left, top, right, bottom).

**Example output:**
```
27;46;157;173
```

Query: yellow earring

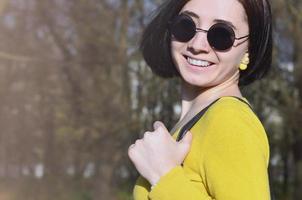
239;53;249;71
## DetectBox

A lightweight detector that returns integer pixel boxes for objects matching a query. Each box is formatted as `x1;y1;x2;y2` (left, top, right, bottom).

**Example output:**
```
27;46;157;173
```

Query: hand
128;121;193;185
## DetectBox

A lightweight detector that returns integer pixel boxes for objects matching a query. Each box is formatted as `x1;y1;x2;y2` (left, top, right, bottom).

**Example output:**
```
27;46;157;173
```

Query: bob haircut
140;0;273;86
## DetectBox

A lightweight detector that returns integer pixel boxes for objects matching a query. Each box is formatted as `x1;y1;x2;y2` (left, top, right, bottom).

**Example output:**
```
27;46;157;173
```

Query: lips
183;55;215;67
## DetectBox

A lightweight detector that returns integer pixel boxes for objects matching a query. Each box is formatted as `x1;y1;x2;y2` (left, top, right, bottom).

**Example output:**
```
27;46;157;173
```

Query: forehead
180;0;247;24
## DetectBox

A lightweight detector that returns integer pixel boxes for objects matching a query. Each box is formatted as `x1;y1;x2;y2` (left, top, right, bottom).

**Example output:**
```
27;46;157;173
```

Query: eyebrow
180;10;237;30
181;10;200;19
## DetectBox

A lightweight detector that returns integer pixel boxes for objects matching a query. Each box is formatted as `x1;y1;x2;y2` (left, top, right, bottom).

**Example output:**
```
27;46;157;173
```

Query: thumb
178;131;193;153
153;121;169;132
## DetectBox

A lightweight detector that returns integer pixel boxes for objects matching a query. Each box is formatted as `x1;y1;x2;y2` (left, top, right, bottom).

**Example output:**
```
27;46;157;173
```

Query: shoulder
182;97;270;173
196;98;271;199
190;96;266;141
208;96;252;115
203;96;261;128
201;96;269;161
191;96;269;161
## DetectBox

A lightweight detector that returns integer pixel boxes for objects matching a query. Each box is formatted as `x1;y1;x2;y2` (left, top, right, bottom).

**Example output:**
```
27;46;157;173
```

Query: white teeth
187;57;211;67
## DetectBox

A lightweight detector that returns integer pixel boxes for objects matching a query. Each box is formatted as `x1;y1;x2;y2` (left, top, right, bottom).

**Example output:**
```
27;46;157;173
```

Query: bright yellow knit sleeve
134;165;213;200
133;97;270;200
199;102;270;199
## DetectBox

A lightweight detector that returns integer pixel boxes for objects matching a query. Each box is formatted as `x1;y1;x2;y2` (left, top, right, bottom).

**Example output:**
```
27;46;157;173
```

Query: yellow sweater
133;96;270;200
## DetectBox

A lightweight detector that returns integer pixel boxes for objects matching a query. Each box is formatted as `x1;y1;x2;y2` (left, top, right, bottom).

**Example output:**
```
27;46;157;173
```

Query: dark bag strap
175;96;275;200
176;97;221;141
176;96;252;142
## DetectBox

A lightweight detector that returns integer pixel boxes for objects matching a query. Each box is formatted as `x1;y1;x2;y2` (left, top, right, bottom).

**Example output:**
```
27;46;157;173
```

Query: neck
179;71;242;120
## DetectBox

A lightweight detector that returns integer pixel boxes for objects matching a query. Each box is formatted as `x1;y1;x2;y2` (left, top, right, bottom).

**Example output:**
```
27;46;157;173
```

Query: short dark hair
140;0;273;86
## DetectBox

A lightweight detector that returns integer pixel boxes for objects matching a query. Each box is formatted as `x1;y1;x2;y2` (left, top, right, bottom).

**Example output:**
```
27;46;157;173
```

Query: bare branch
0;51;33;62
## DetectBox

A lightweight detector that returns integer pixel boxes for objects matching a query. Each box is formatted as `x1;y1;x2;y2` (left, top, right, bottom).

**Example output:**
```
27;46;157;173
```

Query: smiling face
171;0;249;88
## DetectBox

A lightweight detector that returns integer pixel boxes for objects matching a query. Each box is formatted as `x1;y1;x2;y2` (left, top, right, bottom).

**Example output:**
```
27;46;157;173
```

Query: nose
187;30;210;53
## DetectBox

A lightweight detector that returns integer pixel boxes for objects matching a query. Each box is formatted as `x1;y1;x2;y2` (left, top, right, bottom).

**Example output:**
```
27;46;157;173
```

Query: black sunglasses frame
169;14;249;51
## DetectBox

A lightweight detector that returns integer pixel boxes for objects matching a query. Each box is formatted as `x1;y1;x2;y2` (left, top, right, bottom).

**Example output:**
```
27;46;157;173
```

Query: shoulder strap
176;98;221;141
176;96;251;141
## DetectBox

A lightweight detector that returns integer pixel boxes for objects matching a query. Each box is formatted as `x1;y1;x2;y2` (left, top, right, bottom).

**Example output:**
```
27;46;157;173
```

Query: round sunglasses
169;14;249;51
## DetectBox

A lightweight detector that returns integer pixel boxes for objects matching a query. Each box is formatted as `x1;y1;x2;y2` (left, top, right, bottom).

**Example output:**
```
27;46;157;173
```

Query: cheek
170;41;184;65
218;49;245;68
170;42;177;59
171;41;182;55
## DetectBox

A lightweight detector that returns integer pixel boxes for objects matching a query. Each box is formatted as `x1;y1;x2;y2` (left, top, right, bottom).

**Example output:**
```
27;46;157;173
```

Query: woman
128;0;272;199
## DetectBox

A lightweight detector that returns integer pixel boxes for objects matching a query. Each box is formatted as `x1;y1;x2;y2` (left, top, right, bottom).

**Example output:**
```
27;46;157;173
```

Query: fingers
153;121;164;130
179;131;193;145
143;131;153;140
129;131;153;154
129;143;135;149
177;131;193;160
128;138;142;158
129;121;171;158
129;131;152;151
153;121;169;133
128;139;140;150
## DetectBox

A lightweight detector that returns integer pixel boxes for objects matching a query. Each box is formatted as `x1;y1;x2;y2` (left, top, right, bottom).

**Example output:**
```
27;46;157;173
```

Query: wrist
149;164;176;186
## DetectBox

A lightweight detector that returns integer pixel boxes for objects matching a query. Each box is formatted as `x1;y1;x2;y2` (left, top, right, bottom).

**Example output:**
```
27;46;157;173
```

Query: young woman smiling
128;0;273;199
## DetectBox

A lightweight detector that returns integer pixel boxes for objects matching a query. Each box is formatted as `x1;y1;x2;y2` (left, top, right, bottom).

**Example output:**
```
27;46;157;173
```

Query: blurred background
0;0;301;199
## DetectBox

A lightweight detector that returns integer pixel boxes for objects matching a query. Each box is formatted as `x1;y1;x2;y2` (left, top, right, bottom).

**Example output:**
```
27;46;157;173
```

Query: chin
181;75;214;88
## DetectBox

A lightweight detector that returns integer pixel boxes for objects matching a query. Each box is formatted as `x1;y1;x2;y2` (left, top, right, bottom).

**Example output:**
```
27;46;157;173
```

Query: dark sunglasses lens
170;15;196;42
208;24;235;50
